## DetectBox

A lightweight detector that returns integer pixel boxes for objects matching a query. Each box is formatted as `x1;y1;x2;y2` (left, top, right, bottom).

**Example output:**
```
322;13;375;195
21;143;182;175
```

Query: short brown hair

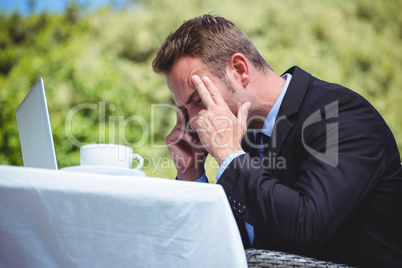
152;14;270;78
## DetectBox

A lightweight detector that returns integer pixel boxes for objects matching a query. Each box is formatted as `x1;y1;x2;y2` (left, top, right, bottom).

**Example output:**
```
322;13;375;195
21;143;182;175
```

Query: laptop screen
16;78;58;169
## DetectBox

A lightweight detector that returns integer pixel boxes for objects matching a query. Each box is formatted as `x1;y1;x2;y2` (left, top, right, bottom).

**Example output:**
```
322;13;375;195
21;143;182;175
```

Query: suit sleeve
217;91;387;254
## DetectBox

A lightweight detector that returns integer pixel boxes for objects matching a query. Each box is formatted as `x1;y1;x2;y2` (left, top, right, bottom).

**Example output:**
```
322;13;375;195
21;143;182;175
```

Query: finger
237;102;251;131
167;127;199;146
166;126;184;146
194;112;212;132
192;75;215;109
201;76;226;105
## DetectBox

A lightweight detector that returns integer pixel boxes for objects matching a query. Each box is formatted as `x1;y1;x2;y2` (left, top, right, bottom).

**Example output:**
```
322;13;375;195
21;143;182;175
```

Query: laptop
16;78;58;169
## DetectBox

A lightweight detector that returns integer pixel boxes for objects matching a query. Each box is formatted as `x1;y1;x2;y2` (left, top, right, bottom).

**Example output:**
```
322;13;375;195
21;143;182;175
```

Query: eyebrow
177;91;197;109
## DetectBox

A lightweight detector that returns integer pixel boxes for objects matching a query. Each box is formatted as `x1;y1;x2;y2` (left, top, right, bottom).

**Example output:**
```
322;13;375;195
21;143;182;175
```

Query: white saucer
61;165;146;177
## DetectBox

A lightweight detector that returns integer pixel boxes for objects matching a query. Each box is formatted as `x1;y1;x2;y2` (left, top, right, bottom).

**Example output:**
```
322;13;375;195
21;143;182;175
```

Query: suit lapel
270;66;311;156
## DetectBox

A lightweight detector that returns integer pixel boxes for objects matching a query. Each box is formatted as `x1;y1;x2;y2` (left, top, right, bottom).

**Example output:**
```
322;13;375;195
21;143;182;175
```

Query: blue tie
245;132;269;246
255;132;268;158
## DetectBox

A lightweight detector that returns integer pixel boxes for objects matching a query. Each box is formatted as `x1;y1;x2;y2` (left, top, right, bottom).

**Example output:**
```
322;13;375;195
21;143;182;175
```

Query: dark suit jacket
217;66;402;267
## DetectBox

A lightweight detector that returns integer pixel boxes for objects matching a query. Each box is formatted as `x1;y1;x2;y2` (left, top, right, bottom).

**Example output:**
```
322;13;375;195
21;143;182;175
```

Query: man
152;15;402;267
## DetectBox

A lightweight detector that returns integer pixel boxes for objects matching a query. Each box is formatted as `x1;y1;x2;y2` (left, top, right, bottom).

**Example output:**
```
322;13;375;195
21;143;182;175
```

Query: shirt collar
254;73;292;138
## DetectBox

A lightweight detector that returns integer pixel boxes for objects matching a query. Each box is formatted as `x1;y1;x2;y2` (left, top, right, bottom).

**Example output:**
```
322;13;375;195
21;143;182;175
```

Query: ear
228;53;250;87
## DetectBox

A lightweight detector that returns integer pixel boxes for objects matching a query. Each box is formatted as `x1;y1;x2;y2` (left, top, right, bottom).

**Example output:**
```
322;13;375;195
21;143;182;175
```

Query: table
0;165;247;268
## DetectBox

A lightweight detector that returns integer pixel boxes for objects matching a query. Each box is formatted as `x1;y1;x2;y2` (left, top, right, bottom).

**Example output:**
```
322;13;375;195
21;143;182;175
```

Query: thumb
237;101;251;131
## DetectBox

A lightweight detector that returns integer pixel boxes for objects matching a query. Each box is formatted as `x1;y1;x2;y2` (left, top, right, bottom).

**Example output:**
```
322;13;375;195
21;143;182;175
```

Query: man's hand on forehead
191;75;250;165
191;75;225;109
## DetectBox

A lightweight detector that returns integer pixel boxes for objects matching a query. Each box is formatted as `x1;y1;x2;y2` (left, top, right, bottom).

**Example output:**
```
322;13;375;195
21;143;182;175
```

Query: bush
1;0;401;179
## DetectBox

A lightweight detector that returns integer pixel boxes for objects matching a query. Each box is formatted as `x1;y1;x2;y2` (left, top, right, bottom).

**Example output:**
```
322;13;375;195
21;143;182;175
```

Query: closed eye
194;98;202;105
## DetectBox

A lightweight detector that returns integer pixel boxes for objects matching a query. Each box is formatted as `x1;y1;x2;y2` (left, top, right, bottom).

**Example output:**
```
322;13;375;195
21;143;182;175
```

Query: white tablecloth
0;165;246;268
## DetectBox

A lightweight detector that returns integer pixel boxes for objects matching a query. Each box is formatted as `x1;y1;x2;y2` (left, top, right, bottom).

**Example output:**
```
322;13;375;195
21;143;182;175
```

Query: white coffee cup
80;143;144;170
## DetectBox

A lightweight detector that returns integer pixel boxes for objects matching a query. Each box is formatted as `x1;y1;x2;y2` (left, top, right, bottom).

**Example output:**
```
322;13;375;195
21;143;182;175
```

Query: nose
189;116;197;130
187;109;199;130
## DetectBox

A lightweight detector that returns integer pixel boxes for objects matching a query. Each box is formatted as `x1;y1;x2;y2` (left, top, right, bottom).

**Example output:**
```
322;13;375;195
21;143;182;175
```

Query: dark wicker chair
245;249;353;268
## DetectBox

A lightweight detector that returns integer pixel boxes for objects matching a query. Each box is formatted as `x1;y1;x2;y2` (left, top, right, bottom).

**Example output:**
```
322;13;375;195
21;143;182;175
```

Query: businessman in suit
152;15;402;267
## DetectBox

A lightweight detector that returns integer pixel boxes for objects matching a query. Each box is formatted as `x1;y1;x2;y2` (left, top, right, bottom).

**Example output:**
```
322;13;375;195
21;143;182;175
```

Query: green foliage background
1;0;401;180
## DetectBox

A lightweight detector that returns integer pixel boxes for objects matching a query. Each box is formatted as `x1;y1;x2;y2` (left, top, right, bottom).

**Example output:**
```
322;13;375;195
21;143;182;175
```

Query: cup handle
130;153;144;170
